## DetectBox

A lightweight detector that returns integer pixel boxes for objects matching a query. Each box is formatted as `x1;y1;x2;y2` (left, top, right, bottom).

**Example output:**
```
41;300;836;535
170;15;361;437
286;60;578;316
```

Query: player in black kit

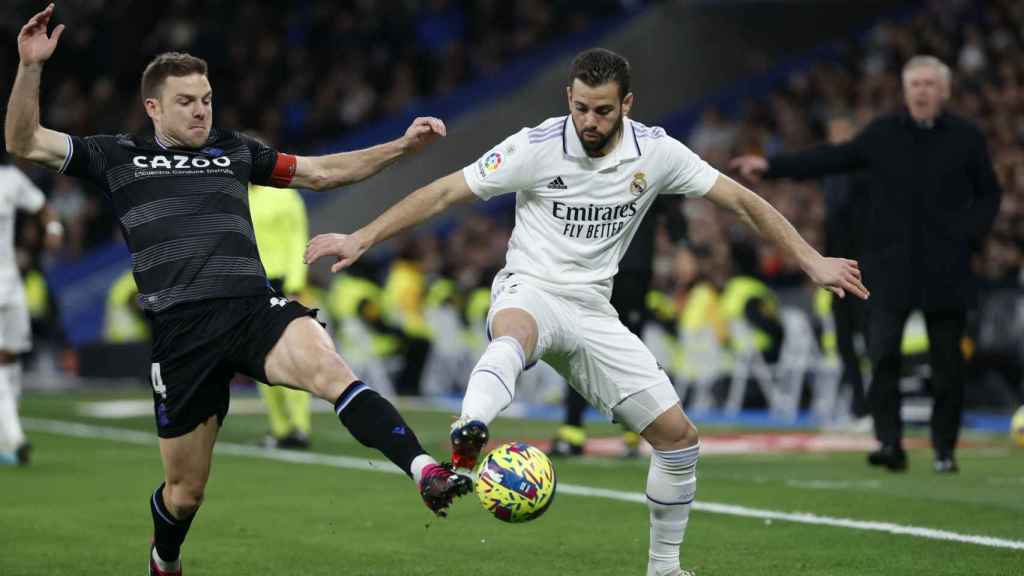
5;5;471;575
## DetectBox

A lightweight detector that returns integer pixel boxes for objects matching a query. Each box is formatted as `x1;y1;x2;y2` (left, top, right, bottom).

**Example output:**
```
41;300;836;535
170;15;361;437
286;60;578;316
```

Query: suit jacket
767;111;1002;311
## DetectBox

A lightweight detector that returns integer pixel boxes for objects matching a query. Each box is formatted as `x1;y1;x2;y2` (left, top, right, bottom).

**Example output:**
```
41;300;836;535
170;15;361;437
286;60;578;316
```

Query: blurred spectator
0;0;646;265
732;55;1002;475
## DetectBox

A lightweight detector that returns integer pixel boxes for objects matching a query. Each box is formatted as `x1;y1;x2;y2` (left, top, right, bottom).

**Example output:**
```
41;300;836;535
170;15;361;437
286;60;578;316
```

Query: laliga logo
132;154;232;169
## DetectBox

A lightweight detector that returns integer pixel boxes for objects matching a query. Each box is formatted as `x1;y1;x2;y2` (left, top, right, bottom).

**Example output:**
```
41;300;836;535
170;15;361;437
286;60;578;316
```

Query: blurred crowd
2;0;644;257
686;0;1023;291
7;0;1023;406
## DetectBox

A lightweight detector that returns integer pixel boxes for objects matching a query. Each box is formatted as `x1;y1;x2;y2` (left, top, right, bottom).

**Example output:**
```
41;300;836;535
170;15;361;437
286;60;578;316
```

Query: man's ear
622;92;635;117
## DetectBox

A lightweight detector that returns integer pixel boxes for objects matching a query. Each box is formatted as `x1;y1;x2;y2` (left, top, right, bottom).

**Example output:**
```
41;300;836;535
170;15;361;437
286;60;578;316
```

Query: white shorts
0;301;32;354
486;271;679;430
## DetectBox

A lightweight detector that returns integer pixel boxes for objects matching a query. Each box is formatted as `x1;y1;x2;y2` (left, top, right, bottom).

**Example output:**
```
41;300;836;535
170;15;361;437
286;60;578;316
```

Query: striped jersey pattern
61;129;280;313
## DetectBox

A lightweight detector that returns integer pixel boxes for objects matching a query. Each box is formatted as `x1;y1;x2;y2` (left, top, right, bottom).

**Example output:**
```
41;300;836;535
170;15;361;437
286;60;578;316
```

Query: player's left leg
579;311;697;576
150;414;220;576
260;312;470;515
636;400;699;576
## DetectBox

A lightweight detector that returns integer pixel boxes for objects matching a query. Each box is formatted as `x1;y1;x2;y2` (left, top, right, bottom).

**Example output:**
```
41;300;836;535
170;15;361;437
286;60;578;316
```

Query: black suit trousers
867;306;966;456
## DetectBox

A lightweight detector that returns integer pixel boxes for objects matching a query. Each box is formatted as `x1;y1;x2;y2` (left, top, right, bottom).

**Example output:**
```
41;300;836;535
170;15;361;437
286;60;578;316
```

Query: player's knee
166;480;205;516
309;350;351;400
679;421;700;448
646;417;699;451
491;310;537;356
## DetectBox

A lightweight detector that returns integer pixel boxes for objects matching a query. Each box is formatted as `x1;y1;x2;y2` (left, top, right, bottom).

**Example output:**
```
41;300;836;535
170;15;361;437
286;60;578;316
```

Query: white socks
151;546;181;573
459;336;526;424
0;364;25;453
409;454;439;485
646;443;700;576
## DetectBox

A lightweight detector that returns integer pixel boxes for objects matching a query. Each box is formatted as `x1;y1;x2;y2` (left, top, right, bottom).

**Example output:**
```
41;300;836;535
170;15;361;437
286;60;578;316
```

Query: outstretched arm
290;117;447;191
304;170;475;272
730;136;869;184
5;4;69;171
704;174;869;300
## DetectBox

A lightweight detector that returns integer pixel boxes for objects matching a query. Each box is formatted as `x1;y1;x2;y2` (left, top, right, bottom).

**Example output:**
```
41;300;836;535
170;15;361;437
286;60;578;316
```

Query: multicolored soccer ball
1011;405;1024;448
474;442;556;523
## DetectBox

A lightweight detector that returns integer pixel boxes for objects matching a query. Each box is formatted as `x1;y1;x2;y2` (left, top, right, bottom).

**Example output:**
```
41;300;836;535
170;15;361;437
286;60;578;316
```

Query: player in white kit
306;48;869;575
0;160;61;465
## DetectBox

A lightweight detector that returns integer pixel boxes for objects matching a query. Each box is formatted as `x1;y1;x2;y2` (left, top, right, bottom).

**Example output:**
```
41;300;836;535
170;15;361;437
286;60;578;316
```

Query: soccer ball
1011;405;1024;448
474;442;556;523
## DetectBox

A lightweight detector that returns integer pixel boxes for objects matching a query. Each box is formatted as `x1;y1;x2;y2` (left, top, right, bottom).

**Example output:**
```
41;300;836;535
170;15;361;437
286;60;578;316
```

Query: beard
577;115;623;156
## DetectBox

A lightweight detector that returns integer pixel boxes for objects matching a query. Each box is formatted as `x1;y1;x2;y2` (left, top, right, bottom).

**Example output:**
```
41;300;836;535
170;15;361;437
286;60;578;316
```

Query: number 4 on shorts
151;362;167;399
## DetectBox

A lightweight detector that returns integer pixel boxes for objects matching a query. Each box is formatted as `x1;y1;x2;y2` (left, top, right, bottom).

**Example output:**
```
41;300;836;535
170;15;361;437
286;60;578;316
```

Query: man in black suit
732;56;1002;473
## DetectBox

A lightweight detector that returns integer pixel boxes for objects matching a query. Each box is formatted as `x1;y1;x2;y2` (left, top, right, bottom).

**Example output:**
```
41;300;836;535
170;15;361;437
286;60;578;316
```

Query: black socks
150;482;195;563
334;381;427;477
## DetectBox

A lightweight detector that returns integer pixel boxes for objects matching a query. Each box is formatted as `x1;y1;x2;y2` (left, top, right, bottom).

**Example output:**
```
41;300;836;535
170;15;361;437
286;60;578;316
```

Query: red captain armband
269;153;298;187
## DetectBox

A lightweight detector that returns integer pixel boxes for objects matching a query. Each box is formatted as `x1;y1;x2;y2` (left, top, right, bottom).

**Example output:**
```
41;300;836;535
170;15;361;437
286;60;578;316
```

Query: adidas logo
546;176;568;190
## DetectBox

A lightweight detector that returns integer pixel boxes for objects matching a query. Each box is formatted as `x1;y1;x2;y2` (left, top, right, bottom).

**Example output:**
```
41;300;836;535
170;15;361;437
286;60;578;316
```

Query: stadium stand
6;0;1021;412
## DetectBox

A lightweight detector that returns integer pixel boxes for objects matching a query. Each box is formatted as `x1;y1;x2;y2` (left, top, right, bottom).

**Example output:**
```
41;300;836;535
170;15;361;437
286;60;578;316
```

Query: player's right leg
450;307;538;469
149;415;219;576
260;313;471;516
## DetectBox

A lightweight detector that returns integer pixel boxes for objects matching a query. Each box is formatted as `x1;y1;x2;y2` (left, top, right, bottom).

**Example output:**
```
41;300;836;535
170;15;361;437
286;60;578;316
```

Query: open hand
401;116;446;153
805;256;869;300
304;233;367;273
18;4;64;66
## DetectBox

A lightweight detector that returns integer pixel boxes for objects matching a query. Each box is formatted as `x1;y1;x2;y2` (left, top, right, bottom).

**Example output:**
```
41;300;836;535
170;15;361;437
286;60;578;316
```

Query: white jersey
463;115;719;302
0;166;45;306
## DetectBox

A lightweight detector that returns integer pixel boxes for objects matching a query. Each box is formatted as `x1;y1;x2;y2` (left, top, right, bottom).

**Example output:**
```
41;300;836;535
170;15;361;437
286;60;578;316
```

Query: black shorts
148;292;317;438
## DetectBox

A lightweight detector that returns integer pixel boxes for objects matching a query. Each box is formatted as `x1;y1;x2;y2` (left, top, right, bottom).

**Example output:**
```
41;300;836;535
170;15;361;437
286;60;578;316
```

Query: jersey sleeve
659;136;720;197
11;167;45;213
61;134;117;192
462;129;534;200
239;132;296;187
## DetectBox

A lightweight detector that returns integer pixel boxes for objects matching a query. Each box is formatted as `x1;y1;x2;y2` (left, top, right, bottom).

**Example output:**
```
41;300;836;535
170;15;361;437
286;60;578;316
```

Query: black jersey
60;129;294;313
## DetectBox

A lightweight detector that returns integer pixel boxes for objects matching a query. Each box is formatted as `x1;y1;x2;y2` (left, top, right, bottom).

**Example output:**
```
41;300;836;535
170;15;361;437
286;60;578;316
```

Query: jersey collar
562;116;642;168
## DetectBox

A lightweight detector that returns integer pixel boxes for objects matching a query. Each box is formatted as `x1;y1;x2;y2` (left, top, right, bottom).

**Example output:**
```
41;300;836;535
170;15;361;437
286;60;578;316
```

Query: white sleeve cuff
58;133;73;174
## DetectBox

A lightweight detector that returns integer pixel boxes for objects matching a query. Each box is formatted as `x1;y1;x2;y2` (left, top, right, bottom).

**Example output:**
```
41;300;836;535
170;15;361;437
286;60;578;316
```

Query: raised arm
5;4;70;171
704;174;869;300
304;170;475;272
290;117;447;191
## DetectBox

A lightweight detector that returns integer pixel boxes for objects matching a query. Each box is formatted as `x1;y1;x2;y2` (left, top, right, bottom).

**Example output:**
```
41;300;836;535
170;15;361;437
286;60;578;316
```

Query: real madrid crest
630;171;648;196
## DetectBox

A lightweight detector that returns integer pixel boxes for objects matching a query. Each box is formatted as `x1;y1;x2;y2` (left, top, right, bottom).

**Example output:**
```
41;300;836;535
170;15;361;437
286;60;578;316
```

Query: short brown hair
140;52;208;101
569;48;631;100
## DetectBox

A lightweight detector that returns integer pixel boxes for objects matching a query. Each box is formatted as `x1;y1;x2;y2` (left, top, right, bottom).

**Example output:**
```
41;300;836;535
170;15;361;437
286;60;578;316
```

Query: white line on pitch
23;418;1024;552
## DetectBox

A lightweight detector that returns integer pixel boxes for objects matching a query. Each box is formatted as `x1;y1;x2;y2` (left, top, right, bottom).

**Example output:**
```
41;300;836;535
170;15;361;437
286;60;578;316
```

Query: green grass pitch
2;389;1022;575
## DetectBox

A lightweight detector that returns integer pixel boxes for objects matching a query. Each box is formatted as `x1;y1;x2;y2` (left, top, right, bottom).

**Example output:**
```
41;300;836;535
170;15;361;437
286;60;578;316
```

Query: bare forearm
358;182;450;249
5;63;43;157
317;139;407;189
734;187;820;270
